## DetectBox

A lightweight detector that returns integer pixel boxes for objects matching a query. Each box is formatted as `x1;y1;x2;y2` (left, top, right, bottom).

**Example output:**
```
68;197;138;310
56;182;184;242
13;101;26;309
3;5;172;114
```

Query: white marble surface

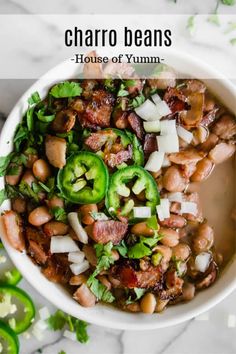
0;1;236;354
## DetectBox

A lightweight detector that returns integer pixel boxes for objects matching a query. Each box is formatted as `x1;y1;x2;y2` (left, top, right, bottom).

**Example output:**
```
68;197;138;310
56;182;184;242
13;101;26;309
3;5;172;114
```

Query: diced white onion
135;99;161;121
227;314;236;328
70;260;90;275
168;192;183;203
156;101;172;117
177;125;193;144
50;236;79;254
32;327;44;341
160;120;176;135
195;252;211;273
63;330;77;341
157;134;179;153
156;199;170;220
180;202;197;216
133;207;151;218
151;93;162;104
143;120;161;133
68;212;88;244
68;251;85;264
33;320;48;331
156;206;164;221
39;307;50;321
144;151;164;172
162;155;171;167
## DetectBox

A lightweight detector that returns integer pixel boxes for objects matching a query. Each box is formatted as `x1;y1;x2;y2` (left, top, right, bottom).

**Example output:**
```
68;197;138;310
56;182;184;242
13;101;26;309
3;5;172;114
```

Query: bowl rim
0;48;236;330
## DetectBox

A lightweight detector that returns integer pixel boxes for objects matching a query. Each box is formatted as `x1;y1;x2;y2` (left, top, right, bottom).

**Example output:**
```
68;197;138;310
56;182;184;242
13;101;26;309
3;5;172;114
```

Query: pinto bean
140;293;156;314
191;157;214;182
212;114;236;140
196;262;217;289
28;240;48;265
43;221;69;237
79;204;98;225
182;282;195;301
160;228;179;247
199;133;218;152
32;159;51;182
108;275;121;288
21;170;36;186
159;214;186;229
163;166;188;192
172;243;191;261
112;250;120;261
82;244;97;266
73;284;96;307
47;195;64;209
28;206;53;226
45;135;66;169
69;274;87;286
12;197;26;213
24;152;38;168
5;165;23;186
98;275;112;290
125;302;141;312
192;126;209;145
131;222;154;236
153;245;172;265
168;149;205;165
193;223;214;254
208;143;235;164
155;298;169;313
204;94;215;112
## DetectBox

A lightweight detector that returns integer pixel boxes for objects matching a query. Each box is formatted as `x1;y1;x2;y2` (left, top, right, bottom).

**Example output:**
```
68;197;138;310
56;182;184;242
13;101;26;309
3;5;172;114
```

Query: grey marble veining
0;1;236;354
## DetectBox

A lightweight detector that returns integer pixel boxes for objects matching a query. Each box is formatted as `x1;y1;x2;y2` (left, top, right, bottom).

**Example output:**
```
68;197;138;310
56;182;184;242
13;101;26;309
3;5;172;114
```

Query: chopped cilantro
114;240;128;257
127;231;162;259
117;83;129;97
0;189;7;206
207;14;220;26
221;0;235;5
37;108;55;123
18;181;39;202
87;276;115;303
93;241;115;277
50;206;67;223
129;94;145;109
50;81;82;98
126;288;146;305
28;92;41;105
0;154;13;176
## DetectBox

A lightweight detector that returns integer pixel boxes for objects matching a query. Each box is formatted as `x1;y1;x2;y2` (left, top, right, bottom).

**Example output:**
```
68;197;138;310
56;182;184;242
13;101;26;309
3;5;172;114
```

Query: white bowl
0;50;236;330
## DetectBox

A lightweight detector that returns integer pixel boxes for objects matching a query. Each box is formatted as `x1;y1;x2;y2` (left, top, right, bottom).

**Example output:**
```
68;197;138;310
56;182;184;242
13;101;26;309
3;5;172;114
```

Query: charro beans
140;293;156;314
159;214;186;229
131;222;154;236
43;221;69;237
47;195;64;209
172;243;191;261
191;157;214;182
28;206;53;226
32;159;51;182
21;170;36;186
163;166;188;192
79;204;98;225
160;228;179;247
208;143;236;164
193;223;214;253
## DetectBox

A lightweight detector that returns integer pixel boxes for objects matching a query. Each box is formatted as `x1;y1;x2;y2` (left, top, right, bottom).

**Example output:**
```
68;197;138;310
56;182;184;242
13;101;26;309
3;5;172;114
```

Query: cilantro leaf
28;92;41;105
50;81;83;98
126;287;146;304
0;154;13;177
104;78;116;92
114;240;128;257
129;94;145;109
50;206;67;223
47;310;67;330
124;79;136;88
146;215;158;230
117;83;129;97
87;276;115;303
93;241;115;277
127;242;152;259
0;189;7;206
58;351;66;354
18;181;39;202
221;0;235;5
37;108;55;123
13;125;29;152
75;320;89;343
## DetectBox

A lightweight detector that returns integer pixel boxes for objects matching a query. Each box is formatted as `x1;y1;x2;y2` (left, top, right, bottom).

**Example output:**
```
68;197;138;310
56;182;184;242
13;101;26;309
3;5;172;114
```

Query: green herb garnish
50;81;83;98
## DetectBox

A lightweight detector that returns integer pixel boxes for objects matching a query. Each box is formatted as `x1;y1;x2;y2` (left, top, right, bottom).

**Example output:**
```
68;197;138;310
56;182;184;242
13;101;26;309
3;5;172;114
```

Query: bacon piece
163;87;187;114
127;112;144;140
86;220;128;245
51;109;76;133
25;226;50;249
42;254;71;284
79;90;115;128
2;211;25;252
81;79;98;99
105;145;133;168
212;114;236;140
28;240;48;265
143;133;157;157
111;263;162;289
201;108;218;127
159;270;184;300
84;130;116;152
113;109;129;129
127;79;143;96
